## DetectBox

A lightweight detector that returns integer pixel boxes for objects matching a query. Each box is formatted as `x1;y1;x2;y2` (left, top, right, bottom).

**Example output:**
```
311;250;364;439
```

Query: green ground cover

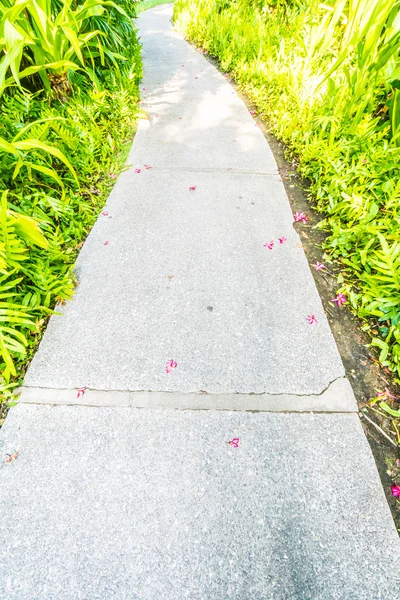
173;0;400;389
0;0;141;405
136;0;173;14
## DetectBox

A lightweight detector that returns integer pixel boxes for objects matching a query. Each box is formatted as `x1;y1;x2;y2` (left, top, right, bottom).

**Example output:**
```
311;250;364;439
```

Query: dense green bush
174;0;400;378
0;0;141;392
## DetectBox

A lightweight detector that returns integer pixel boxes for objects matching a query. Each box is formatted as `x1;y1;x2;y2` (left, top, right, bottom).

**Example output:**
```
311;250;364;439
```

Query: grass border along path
172;0;400;527
136;0;174;14
172;0;400;442
0;0;142;415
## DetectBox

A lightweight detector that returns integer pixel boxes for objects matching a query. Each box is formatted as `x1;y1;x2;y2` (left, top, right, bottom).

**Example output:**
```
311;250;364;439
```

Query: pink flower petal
375;387;398;402
5;451;19;463
165;359;177;374
391;484;400;497
313;262;325;271
110;173;116;179
233;139;237;142
278;237;287;244
331;293;347;307
306;314;318;324
387;388;398;399
135;168;141;174
293;212;309;223
142;87;147;90
104;241;109;246
101;211;109;217
250;110;256;116
144;164;152;169
189;185;197;191
263;241;274;250
228;438;240;448
77;386;87;398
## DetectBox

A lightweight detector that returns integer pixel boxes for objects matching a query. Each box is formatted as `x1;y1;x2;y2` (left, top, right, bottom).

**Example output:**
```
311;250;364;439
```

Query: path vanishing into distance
1;5;400;598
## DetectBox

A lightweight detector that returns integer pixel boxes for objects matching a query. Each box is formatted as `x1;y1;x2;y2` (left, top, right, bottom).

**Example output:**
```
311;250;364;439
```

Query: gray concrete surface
24;5;344;395
18;377;357;412
1;6;399;600
25;170;344;394
1;404;399;600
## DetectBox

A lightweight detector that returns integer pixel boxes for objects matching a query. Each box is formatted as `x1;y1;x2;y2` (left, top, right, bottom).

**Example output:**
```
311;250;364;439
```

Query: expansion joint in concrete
18;377;357;413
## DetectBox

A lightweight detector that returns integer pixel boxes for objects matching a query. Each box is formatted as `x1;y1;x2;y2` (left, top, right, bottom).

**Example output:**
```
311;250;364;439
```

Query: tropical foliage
174;0;400;381
0;0;141;394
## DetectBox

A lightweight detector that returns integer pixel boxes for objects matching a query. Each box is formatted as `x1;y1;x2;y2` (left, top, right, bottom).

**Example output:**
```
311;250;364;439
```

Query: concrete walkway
1;5;399;598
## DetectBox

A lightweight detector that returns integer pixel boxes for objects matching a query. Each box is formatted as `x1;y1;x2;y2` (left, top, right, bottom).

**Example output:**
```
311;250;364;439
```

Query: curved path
1;5;399;598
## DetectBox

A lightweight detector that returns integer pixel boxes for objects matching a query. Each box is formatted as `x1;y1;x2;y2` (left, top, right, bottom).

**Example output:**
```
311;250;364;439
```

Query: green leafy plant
173;0;400;380
0;190;43;380
0;0;132;97
0;0;141;392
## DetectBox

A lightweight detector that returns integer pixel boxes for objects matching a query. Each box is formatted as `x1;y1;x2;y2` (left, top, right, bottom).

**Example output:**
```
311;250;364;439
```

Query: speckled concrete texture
0;404;399;600
24;4;345;394
25;170;344;394
134;11;278;171
5;8;398;598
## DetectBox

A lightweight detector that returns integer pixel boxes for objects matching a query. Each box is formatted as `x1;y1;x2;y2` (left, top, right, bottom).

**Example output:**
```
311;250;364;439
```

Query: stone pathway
1;5;399;598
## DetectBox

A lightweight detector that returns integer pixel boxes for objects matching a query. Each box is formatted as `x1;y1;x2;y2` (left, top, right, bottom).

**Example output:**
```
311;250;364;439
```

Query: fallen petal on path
306;315;318;324
228;438;240;448
165;360;177;374
5;451;19;463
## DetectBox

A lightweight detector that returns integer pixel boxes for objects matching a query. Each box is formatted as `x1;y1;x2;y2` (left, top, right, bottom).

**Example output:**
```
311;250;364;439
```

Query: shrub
0;0;141;392
174;0;400;378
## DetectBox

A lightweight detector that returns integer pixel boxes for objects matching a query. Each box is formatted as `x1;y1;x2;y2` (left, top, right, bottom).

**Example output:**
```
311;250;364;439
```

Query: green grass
0;1;142;401
173;0;400;387
136;0;174;14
